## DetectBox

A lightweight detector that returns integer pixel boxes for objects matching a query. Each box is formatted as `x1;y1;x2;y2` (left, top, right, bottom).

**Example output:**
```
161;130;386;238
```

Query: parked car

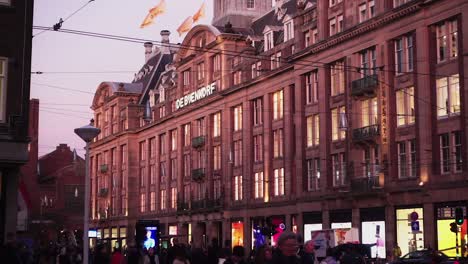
391;249;456;264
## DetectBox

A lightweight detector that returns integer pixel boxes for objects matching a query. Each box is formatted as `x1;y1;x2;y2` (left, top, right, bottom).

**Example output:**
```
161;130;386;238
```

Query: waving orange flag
177;16;193;36
192;2;206;23
140;0;166;28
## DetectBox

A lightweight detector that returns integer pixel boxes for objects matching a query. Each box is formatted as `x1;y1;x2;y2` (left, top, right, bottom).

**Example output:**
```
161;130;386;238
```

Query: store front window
270;216;286;246
111;227;118;249
362;221;386;258
232;221;244;248
396;208;424;256
120;227;127;249
331;222;351;229
437;206;466;257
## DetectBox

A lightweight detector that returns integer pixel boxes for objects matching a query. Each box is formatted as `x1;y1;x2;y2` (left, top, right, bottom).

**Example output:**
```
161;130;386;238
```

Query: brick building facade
89;0;468;258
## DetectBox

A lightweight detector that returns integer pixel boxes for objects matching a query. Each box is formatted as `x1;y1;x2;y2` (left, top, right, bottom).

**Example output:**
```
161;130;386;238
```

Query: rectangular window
160;189;166;210
273;129;284;158
232;71;242;86
358;1;375;23
234;140;243;167
437;74;460;117
150;192;156;211
160;161;166;183
140;193;146;213
304;32;310;48
329;17;336;36
436;19;458;63
150;165;156;185
305;71;318;104
396;87;415;126
160;134;166;155
170;129;177;151
139;167;146;187
360;47;376;77
307;158;321;191
331;106;346;141
253;98;263;125
214;179;221;199
454;131;462;172
234;175;243;201
183;69;190;89
398;140;417;179
273;90;284;120
393;0;413;7
170;158;177;181
441;133;450;174
247;0;255;9
395;34;414;73
213;112;221;137
184;124;191;147
332;153;346;186
254;171;264;199
251;63;258;79
312;28;318;44
213;146;221;170
284;21;294;41
253;135;263;162
331;60;345;96
274;168;285;196
139;141;146;161
184;154;191;178
337;15;344;33
212;54;221;75
233;105;243;131
306;115;320;147
197;62;205;81
171;187;177;209
265;31;274;51
197;117;205;136
360;98;378;127
313;114;320;146
183;184;190;203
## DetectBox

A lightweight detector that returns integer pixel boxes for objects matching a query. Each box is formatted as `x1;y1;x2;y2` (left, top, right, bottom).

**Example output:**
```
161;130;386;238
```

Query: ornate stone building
89;0;468;257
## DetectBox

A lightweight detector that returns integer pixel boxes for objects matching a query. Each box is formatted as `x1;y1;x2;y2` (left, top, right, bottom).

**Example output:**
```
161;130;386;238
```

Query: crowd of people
0;231;374;264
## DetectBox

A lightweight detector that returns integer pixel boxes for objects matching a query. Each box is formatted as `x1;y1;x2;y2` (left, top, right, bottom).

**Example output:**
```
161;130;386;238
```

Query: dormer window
329;15;343;36
284;20;294;41
247;0;255;9
329;0;342;7
264;31;274;51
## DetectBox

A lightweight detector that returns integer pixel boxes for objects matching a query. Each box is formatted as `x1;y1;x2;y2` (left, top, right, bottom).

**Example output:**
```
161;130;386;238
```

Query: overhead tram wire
32;82;95;95
32;26;467;81
33;0;95;38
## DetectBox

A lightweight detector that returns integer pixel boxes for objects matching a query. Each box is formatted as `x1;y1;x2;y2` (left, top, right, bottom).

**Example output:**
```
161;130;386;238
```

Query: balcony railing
191;198;223;210
351;176;381;193
99;188;109;197
177;201;190;212
100;164;108;173
351;74;378;96
192;136;206;148
192;168;205;182
353;124;380;142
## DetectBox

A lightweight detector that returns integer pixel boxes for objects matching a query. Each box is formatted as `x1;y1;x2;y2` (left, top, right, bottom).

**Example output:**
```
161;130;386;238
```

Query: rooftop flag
140;0;166;28
192;2;206;23
177;16;193;36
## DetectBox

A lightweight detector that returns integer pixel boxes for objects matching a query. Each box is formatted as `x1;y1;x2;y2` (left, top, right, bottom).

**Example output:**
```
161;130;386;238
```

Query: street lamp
74;120;100;264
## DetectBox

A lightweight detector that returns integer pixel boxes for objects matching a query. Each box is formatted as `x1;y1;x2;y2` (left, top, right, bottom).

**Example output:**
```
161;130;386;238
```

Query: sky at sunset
31;0;214;156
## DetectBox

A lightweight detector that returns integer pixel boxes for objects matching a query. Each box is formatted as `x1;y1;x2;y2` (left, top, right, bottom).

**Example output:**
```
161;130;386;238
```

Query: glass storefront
396;207;424;256
120;227;127;249
232;221;244;248
111;227;118;249
362;221;386;258
270;216;285;247
436;206;466;257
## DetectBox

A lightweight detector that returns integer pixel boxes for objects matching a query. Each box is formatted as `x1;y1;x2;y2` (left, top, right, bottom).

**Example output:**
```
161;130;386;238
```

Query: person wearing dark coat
223;245;248;264
271;232;300;264
299;240;315;264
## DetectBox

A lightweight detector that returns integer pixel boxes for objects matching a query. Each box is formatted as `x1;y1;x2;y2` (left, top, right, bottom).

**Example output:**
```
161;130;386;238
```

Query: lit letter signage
175;82;216;110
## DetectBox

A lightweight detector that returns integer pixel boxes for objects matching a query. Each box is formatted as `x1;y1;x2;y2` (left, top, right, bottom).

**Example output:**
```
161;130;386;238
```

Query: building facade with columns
89;0;468;257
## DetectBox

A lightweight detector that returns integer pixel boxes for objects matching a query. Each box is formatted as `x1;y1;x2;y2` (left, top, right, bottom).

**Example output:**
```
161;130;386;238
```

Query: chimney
160;30;171;54
144;42;154;62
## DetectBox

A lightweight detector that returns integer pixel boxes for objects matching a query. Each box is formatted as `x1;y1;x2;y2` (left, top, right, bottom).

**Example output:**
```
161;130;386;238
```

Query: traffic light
455;207;464;225
450;222;458;233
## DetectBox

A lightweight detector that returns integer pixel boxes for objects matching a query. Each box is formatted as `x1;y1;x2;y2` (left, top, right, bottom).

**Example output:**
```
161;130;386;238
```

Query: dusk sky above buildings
31;0;214;156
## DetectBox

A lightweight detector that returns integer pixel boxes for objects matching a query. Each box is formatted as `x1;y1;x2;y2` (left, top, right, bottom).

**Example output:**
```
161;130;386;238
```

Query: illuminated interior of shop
437;219;466;257
331;222;352;229
396;208;424;256
232;221;244;248
362;221;386;258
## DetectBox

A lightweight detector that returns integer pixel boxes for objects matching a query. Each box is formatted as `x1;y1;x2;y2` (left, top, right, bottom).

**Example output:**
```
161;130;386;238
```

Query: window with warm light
330;60;345;96
273;90;284;120
396;87;415;126
197;62;205;81
437;74;460;118
273;129;284;158
360;98;378;127
306;115;320;147
213;112;221;137
305;70;319;104
140;193;146;213
160;189;166;210
184;124;191;147
234;175;243;201
160;133;166;155
331;106;346;141
170;129;177;151
150;192;156;211
254;171;264;199
436;19;458;63
171;187;177;209
213;145;221;170
274;168;284;196
233;105;243;131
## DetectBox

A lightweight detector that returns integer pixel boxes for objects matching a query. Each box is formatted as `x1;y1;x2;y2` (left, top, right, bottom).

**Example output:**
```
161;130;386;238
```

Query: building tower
212;0;273;28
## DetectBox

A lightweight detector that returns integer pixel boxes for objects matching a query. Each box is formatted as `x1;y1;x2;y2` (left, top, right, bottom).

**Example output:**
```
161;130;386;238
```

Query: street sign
411;221;420;233
410;212;419;221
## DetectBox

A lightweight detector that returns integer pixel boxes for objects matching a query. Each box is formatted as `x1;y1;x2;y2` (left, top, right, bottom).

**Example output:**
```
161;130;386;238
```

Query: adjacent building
0;0;34;244
89;0;468;257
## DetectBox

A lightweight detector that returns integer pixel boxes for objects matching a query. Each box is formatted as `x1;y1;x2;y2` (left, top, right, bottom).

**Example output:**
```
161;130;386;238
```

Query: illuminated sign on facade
175;82;216;110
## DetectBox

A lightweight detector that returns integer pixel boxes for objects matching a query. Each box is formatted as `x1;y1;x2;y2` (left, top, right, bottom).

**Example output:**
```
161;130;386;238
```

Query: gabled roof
138;53;174;105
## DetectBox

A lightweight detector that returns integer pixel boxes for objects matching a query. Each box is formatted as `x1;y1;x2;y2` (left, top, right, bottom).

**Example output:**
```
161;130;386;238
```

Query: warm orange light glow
232;221;244;248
